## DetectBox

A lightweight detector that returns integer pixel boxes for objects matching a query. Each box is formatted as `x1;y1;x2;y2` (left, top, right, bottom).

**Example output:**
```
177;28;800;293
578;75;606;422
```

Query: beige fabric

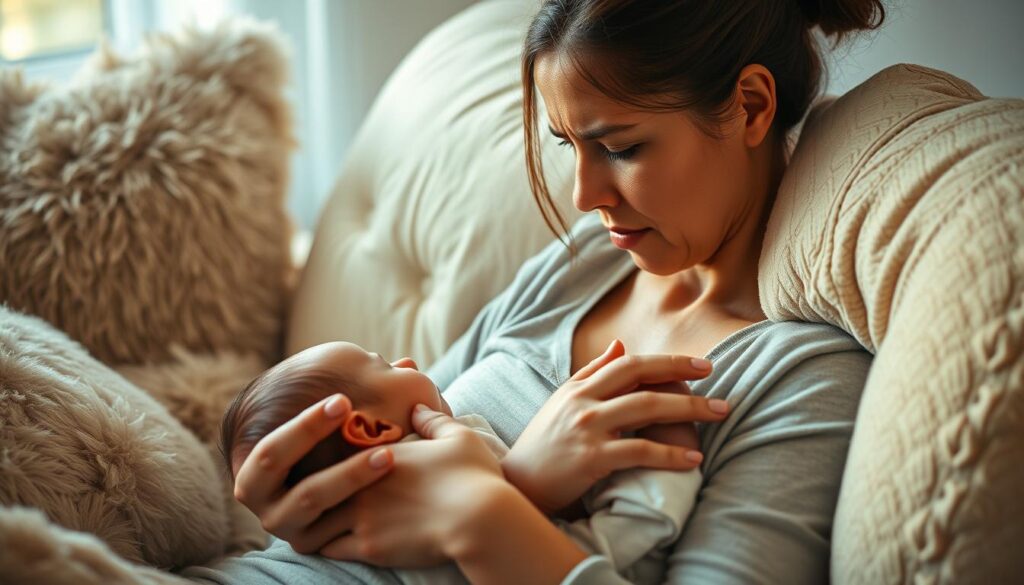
0;506;193;585
286;0;579;365
0;306;228;570
0;20;285;583
0;19;296;366
760;64;1024;583
116;346;266;445
114;348;271;557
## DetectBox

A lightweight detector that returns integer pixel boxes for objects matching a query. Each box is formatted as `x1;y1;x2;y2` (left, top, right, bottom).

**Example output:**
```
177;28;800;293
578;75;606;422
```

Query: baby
221;341;705;585
221;341;505;487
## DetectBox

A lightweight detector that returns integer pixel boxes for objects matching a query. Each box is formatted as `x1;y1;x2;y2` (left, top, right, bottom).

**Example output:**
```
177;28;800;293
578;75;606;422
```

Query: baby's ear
341;411;404;446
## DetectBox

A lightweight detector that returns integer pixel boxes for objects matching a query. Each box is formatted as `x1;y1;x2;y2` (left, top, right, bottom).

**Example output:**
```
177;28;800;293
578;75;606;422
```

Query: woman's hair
521;0;885;249
220;359;382;486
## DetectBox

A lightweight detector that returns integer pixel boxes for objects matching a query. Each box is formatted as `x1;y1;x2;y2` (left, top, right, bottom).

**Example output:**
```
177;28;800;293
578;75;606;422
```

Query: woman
186;0;882;583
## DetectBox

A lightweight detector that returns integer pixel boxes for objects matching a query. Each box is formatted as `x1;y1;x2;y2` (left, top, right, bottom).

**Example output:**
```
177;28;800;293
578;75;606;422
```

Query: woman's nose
572;155;617;212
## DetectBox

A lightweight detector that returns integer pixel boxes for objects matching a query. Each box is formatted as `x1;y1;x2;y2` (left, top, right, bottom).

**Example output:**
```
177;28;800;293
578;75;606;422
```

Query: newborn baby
221;341;704;585
221;341;505;487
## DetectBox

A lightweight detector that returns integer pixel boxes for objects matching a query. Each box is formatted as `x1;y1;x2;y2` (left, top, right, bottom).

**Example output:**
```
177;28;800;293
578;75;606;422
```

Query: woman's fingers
262;446;394;537
289;502;358;555
410;404;475;440
600;438;704;474
319;533;363;561
583;354;713;399
592;391;728;432
570;339;626;381
234;394;353;509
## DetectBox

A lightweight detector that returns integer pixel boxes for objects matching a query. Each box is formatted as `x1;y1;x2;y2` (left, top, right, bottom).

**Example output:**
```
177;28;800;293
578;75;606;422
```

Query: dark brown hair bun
796;0;886;39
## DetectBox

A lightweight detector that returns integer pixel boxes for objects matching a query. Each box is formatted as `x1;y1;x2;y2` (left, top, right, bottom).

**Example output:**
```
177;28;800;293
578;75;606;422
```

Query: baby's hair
220;354;382;486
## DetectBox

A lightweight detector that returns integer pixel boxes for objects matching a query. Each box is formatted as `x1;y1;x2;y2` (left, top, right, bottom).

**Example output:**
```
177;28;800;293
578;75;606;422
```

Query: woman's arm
660;351;869;584
447;480;589;585
543;349;872;585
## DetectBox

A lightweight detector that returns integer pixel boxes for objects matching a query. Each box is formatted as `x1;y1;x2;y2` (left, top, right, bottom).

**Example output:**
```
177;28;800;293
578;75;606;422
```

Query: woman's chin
630;253;686;277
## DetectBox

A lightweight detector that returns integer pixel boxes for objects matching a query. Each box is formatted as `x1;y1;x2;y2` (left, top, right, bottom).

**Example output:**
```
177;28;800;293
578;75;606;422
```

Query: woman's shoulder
701;319;873;412
715;319;870;362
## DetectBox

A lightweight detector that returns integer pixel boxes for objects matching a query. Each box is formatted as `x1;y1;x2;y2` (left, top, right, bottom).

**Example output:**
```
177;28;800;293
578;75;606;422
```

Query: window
0;0;105;62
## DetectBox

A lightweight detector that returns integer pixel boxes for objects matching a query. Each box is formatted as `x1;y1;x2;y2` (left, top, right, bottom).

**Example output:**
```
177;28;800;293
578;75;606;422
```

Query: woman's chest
570;273;758;377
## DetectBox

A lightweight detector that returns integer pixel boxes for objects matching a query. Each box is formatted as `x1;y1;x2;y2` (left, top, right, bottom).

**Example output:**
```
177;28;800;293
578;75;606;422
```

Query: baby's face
304;341;452;434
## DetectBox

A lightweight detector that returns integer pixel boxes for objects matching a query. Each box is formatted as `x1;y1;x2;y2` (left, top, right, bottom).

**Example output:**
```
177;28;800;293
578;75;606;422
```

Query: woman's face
535;54;758;276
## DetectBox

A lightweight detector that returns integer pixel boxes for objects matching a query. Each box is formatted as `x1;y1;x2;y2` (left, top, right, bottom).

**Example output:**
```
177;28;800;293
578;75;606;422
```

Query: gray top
182;212;872;585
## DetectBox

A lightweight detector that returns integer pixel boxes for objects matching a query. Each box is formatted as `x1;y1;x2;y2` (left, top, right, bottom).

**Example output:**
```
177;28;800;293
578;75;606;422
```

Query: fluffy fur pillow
0;19;295;366
760;64;1024;582
0;306;228;569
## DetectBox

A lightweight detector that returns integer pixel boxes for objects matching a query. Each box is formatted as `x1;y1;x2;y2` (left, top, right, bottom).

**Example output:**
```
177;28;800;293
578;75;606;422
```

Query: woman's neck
647;138;786;323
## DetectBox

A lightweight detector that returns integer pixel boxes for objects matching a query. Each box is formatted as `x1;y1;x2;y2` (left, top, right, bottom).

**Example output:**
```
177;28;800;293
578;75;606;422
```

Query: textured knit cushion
286;0;579;365
0;305;228;569
0;19;295;366
760;64;1024;583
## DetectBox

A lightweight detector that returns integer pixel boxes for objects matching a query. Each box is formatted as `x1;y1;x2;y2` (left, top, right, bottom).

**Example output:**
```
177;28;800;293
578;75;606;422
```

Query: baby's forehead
295;341;368;367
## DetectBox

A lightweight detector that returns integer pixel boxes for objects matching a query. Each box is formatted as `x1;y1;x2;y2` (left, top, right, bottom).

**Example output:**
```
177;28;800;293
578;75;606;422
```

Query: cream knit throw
761;64;1024;583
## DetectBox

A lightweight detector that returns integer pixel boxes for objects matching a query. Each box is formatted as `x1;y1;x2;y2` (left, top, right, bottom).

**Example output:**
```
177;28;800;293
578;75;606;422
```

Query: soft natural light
0;0;103;61
152;0;230;31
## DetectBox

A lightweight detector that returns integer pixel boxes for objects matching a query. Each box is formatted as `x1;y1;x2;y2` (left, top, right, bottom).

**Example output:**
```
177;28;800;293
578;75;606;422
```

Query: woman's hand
318;405;509;568
502;339;730;516
233;393;397;555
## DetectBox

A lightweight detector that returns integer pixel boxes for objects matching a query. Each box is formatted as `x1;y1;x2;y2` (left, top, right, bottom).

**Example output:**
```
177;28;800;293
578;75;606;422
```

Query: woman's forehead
535;53;645;135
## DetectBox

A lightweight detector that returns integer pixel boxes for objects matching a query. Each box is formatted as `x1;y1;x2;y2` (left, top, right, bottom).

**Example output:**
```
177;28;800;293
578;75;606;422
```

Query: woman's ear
735;63;777;148
341;411;404;446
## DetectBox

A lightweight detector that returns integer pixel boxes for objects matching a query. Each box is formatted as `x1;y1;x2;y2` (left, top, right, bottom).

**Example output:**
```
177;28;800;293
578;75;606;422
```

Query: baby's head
221;341;451;485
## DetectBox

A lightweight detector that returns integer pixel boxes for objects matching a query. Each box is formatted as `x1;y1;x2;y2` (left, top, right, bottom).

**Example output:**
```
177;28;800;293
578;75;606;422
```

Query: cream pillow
287;0;578;365
760;64;1024;583
0;19;295;367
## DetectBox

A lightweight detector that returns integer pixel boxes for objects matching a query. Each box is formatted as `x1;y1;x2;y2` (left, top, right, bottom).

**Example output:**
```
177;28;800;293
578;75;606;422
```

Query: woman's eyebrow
548;123;637;141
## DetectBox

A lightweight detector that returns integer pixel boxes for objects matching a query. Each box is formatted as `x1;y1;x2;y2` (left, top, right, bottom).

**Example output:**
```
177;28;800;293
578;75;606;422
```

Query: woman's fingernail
414;403;430;414
606;339;618;353
686;451;704;464
691;357;712;370
708;399;729;414
369;448;391;469
324;394;347;417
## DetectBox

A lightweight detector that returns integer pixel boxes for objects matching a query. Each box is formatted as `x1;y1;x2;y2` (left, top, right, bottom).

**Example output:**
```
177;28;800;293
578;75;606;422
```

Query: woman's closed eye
557;139;640;162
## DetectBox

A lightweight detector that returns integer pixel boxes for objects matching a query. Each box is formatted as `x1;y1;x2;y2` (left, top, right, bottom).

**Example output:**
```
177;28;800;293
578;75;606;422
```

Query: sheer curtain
236;0;477;229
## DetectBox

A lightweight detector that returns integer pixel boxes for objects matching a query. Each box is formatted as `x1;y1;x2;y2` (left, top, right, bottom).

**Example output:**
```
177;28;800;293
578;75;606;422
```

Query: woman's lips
608;228;650;249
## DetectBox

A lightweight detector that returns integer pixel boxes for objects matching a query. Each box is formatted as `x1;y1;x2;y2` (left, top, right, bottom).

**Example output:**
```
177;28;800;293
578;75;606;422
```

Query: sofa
1;1;1021;583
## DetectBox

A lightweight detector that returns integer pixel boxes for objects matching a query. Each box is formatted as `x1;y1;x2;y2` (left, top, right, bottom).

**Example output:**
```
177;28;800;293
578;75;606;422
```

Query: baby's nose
392;357;418;370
